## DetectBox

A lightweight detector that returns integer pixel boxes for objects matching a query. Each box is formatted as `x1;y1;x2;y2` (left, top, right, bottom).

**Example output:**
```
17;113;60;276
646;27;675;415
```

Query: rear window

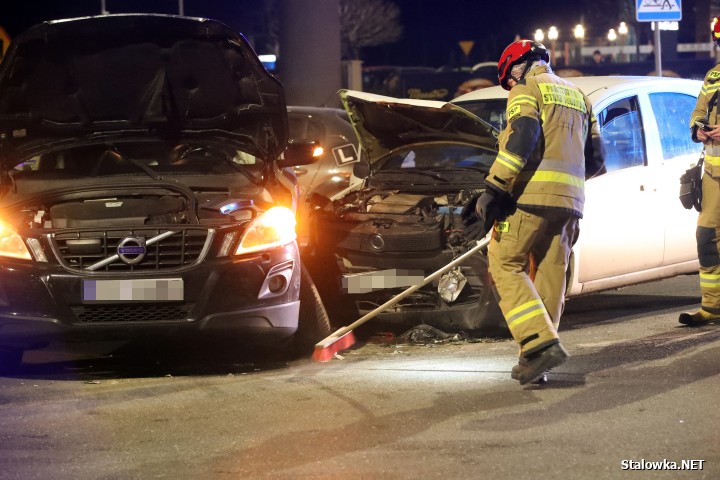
288;114;326;143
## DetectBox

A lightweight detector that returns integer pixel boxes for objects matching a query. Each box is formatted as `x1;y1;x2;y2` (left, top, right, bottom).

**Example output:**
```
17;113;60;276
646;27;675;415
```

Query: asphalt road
1;273;718;480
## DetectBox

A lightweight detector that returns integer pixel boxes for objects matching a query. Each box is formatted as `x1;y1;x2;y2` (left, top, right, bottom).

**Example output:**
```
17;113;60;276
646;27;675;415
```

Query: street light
548;26;558;64
573;24;585;64
534;29;544;43
607;29;617;62
618;22;628;62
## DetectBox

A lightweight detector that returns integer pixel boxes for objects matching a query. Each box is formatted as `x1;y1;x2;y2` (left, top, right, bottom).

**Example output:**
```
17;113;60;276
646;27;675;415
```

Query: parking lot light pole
618;22;628;62
607;28;617;62
573;24;584;64
548;26;558;64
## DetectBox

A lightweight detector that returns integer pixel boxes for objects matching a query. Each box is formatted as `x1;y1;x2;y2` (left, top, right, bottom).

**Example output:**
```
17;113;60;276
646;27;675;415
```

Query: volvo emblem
117;237;147;265
369;234;385;252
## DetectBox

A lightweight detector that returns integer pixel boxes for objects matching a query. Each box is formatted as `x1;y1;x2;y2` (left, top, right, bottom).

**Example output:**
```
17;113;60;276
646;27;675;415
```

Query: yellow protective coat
486;64;604;356
689;63;720;314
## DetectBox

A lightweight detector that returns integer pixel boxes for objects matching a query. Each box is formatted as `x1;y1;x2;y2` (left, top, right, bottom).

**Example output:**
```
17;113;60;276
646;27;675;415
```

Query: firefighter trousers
696;173;720;314
488;207;579;357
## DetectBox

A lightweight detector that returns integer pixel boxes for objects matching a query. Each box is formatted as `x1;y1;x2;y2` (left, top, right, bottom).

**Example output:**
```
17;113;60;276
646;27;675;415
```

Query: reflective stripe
705;154;720;167
508;95;538;110
518;169;585;189
507;299;547;328
538;83;587;113
496;150;524;173
535;158;585;178
700;273;720;288
701;84;720;95
691;115;707;126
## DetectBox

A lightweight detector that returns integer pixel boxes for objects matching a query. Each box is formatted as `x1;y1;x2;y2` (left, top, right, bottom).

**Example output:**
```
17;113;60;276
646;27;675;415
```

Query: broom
311;234;493;361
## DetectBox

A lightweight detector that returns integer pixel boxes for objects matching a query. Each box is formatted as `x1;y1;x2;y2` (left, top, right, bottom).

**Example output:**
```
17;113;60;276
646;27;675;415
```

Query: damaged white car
307;77;703;335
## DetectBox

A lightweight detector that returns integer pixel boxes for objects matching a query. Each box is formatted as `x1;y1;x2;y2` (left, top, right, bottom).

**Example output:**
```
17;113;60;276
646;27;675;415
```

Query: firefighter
462;40;605;384
680;18;720;326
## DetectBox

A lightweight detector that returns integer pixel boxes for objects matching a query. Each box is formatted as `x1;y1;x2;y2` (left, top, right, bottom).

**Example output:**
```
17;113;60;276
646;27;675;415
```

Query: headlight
0;221;32;260
235;206;296;255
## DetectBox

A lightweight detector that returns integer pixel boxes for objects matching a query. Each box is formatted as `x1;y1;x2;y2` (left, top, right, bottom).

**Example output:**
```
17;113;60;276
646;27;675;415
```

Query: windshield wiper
374;168;450;182
478;117;500;138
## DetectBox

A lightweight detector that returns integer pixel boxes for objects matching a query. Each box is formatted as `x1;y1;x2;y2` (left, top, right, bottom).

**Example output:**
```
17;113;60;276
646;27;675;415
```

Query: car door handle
293;167;308;176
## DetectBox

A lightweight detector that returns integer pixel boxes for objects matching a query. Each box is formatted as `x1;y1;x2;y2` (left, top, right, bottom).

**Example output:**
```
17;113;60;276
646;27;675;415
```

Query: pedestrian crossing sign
637;0;681;22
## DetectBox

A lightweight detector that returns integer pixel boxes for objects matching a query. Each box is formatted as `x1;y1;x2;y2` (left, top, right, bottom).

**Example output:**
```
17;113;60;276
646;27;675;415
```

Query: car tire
0;346;24;374
293;263;333;355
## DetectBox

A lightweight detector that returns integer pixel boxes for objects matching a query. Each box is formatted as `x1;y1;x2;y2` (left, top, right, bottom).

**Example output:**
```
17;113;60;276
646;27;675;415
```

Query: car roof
452;75;702;104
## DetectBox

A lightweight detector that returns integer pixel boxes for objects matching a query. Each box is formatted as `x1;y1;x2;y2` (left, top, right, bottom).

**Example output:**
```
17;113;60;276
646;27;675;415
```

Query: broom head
311;330;357;362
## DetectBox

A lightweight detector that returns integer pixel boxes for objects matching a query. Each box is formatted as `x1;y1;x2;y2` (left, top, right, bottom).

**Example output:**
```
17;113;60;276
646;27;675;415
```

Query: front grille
323;222;443;253
336;231;442;252
52;228;211;272
71;303;194;323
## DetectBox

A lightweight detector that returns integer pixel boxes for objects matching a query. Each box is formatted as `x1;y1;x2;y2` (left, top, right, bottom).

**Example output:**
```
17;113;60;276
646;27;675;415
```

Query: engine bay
317;187;482;251
10;187;261;231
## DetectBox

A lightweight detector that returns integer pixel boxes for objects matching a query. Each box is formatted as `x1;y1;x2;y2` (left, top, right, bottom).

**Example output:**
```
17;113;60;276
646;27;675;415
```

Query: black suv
0;14;330;369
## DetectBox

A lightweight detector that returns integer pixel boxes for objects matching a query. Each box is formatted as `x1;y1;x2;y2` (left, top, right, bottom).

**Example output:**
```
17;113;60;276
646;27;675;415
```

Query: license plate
82;278;184;302
342;269;424;294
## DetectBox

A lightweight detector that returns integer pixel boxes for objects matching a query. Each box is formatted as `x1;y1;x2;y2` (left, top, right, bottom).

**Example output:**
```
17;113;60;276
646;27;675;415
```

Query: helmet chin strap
514;59;535;84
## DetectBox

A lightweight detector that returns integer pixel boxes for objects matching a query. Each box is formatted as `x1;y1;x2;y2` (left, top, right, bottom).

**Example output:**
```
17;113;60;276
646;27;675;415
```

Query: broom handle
330;234;492;337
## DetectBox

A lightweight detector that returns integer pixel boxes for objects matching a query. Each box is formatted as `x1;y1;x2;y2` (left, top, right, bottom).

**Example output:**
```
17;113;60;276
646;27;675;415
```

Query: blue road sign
637;0;682;22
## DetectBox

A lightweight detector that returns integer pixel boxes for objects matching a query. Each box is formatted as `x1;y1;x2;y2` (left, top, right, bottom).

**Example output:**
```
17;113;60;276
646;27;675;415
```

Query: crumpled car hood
0;14;287;166
339;89;497;167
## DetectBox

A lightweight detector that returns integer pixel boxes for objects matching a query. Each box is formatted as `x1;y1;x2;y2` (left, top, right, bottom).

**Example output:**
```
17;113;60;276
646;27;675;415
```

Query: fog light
267;275;287;293
257;260;294;299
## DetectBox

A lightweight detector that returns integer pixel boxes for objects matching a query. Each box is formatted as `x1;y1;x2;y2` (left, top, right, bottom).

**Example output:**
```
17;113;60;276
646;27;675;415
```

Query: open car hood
339;89;497;166
0;14;287;166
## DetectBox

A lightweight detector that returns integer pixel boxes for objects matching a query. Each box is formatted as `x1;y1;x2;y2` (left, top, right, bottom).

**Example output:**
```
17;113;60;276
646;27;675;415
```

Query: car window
454;99;507;131
13;142;262;177
648;92;701;161
288;114;326;142
598;96;646;173
376;143;495;171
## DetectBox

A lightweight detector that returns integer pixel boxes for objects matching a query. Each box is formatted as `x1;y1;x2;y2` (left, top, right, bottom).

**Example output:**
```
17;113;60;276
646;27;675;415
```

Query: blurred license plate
83;279;183;302
342;269;424;294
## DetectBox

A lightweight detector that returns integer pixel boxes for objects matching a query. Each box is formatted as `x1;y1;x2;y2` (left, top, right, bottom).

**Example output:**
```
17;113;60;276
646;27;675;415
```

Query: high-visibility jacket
485;64;605;218
690;62;720;178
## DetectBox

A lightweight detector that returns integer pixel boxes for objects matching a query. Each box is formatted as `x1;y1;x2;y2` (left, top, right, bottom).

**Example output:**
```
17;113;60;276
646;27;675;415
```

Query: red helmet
497;40;550;90
713;17;720;45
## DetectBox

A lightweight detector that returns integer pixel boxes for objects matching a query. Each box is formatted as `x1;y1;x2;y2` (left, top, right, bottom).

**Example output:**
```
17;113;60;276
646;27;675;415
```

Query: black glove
460;194;481;224
463;216;488;241
461;186;513;241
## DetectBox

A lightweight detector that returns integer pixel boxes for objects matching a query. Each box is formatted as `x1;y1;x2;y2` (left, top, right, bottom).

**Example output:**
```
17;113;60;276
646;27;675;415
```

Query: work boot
678;309;720;326
514;343;569;385
511;358;547;384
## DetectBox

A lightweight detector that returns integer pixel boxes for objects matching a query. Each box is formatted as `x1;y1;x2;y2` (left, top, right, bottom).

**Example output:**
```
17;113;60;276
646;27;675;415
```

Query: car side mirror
352;159;370;178
278;139;321;168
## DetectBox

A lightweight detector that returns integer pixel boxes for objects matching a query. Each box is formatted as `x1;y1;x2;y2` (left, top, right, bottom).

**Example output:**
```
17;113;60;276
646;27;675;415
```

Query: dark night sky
0;0;697;67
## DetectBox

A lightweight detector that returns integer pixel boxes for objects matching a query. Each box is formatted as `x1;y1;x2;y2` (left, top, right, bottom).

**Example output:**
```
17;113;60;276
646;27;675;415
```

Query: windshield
453;99;508;131
12;140;264;179
374;142;495;174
